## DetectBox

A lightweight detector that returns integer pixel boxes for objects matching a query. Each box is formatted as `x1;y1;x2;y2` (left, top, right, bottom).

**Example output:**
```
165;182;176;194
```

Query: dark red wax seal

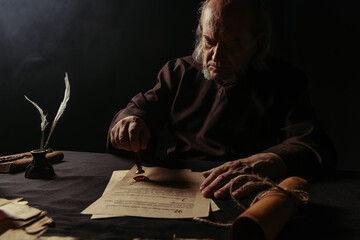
133;175;149;182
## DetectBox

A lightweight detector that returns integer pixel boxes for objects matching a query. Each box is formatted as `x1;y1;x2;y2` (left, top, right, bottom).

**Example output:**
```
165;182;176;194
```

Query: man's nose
212;43;225;61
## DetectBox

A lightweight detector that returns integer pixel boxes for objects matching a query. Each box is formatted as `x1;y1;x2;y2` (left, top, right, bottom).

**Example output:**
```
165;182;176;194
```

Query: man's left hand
200;153;287;199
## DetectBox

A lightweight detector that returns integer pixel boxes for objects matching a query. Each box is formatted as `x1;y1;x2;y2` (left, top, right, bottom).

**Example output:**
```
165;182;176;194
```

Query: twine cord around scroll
193;174;309;228
230;174;309;211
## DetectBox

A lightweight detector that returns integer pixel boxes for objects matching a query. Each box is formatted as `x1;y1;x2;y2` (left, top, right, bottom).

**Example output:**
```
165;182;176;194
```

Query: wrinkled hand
110;116;151;152
200;153;287;199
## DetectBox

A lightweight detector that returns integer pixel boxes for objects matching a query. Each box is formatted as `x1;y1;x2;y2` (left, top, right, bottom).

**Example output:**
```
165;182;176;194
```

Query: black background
0;0;359;170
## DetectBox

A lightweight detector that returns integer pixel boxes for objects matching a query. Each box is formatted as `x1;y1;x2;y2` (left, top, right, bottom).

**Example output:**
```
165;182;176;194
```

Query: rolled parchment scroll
230;176;309;240
0;151;64;173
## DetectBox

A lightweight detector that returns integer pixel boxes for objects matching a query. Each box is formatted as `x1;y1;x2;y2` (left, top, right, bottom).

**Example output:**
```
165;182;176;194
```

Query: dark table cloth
0;151;359;240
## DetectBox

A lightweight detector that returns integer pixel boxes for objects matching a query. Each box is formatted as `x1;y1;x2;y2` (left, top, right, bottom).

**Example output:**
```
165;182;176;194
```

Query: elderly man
108;0;336;199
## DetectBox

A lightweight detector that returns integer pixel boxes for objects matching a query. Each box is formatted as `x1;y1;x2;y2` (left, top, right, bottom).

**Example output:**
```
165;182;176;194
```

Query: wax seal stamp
133;175;149;182
135;151;145;174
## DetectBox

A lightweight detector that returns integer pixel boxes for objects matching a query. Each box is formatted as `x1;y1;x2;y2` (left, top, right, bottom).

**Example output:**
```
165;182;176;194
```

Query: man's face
202;5;258;82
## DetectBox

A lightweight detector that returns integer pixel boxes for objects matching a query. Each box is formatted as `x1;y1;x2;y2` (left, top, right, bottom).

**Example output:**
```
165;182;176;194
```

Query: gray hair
192;0;272;72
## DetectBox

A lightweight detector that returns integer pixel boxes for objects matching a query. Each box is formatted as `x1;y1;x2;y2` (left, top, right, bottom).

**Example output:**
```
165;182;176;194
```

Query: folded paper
0;198;54;239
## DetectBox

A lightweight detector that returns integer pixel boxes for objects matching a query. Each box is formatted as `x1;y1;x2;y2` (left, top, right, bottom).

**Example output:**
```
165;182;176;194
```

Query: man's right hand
110;116;151;152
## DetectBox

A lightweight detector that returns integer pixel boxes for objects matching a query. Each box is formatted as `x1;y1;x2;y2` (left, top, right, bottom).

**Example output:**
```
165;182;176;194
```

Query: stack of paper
0;198;53;239
0;198;81;240
82;166;219;219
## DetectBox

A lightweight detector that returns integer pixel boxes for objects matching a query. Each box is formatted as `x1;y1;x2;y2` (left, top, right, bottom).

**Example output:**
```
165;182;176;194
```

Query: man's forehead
202;8;218;31
206;0;253;10
202;0;253;35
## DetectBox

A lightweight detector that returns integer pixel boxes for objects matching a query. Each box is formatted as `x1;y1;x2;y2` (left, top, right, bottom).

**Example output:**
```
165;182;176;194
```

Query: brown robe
108;56;336;176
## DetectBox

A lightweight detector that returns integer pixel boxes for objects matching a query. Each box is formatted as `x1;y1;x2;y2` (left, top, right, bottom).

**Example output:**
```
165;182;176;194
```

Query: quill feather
24;96;48;131
44;72;71;148
24;95;48;149
54;72;70;122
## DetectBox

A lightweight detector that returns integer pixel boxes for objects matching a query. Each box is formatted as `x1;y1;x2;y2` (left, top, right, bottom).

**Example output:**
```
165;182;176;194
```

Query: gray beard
202;65;237;84
202;65;212;80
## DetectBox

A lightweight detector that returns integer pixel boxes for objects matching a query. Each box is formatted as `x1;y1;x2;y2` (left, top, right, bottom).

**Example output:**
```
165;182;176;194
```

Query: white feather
44;72;71;148
54;72;71;122
24;95;48;131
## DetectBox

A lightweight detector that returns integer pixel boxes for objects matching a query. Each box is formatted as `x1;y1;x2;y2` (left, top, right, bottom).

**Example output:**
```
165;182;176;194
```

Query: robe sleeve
261;68;337;176
106;60;179;154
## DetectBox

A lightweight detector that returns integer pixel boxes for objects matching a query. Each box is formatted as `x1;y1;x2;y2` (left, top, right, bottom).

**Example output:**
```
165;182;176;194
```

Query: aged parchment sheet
82;166;213;219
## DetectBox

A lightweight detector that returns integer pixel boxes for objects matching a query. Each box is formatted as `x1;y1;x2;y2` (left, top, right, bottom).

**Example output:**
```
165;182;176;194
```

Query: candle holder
25;149;55;179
